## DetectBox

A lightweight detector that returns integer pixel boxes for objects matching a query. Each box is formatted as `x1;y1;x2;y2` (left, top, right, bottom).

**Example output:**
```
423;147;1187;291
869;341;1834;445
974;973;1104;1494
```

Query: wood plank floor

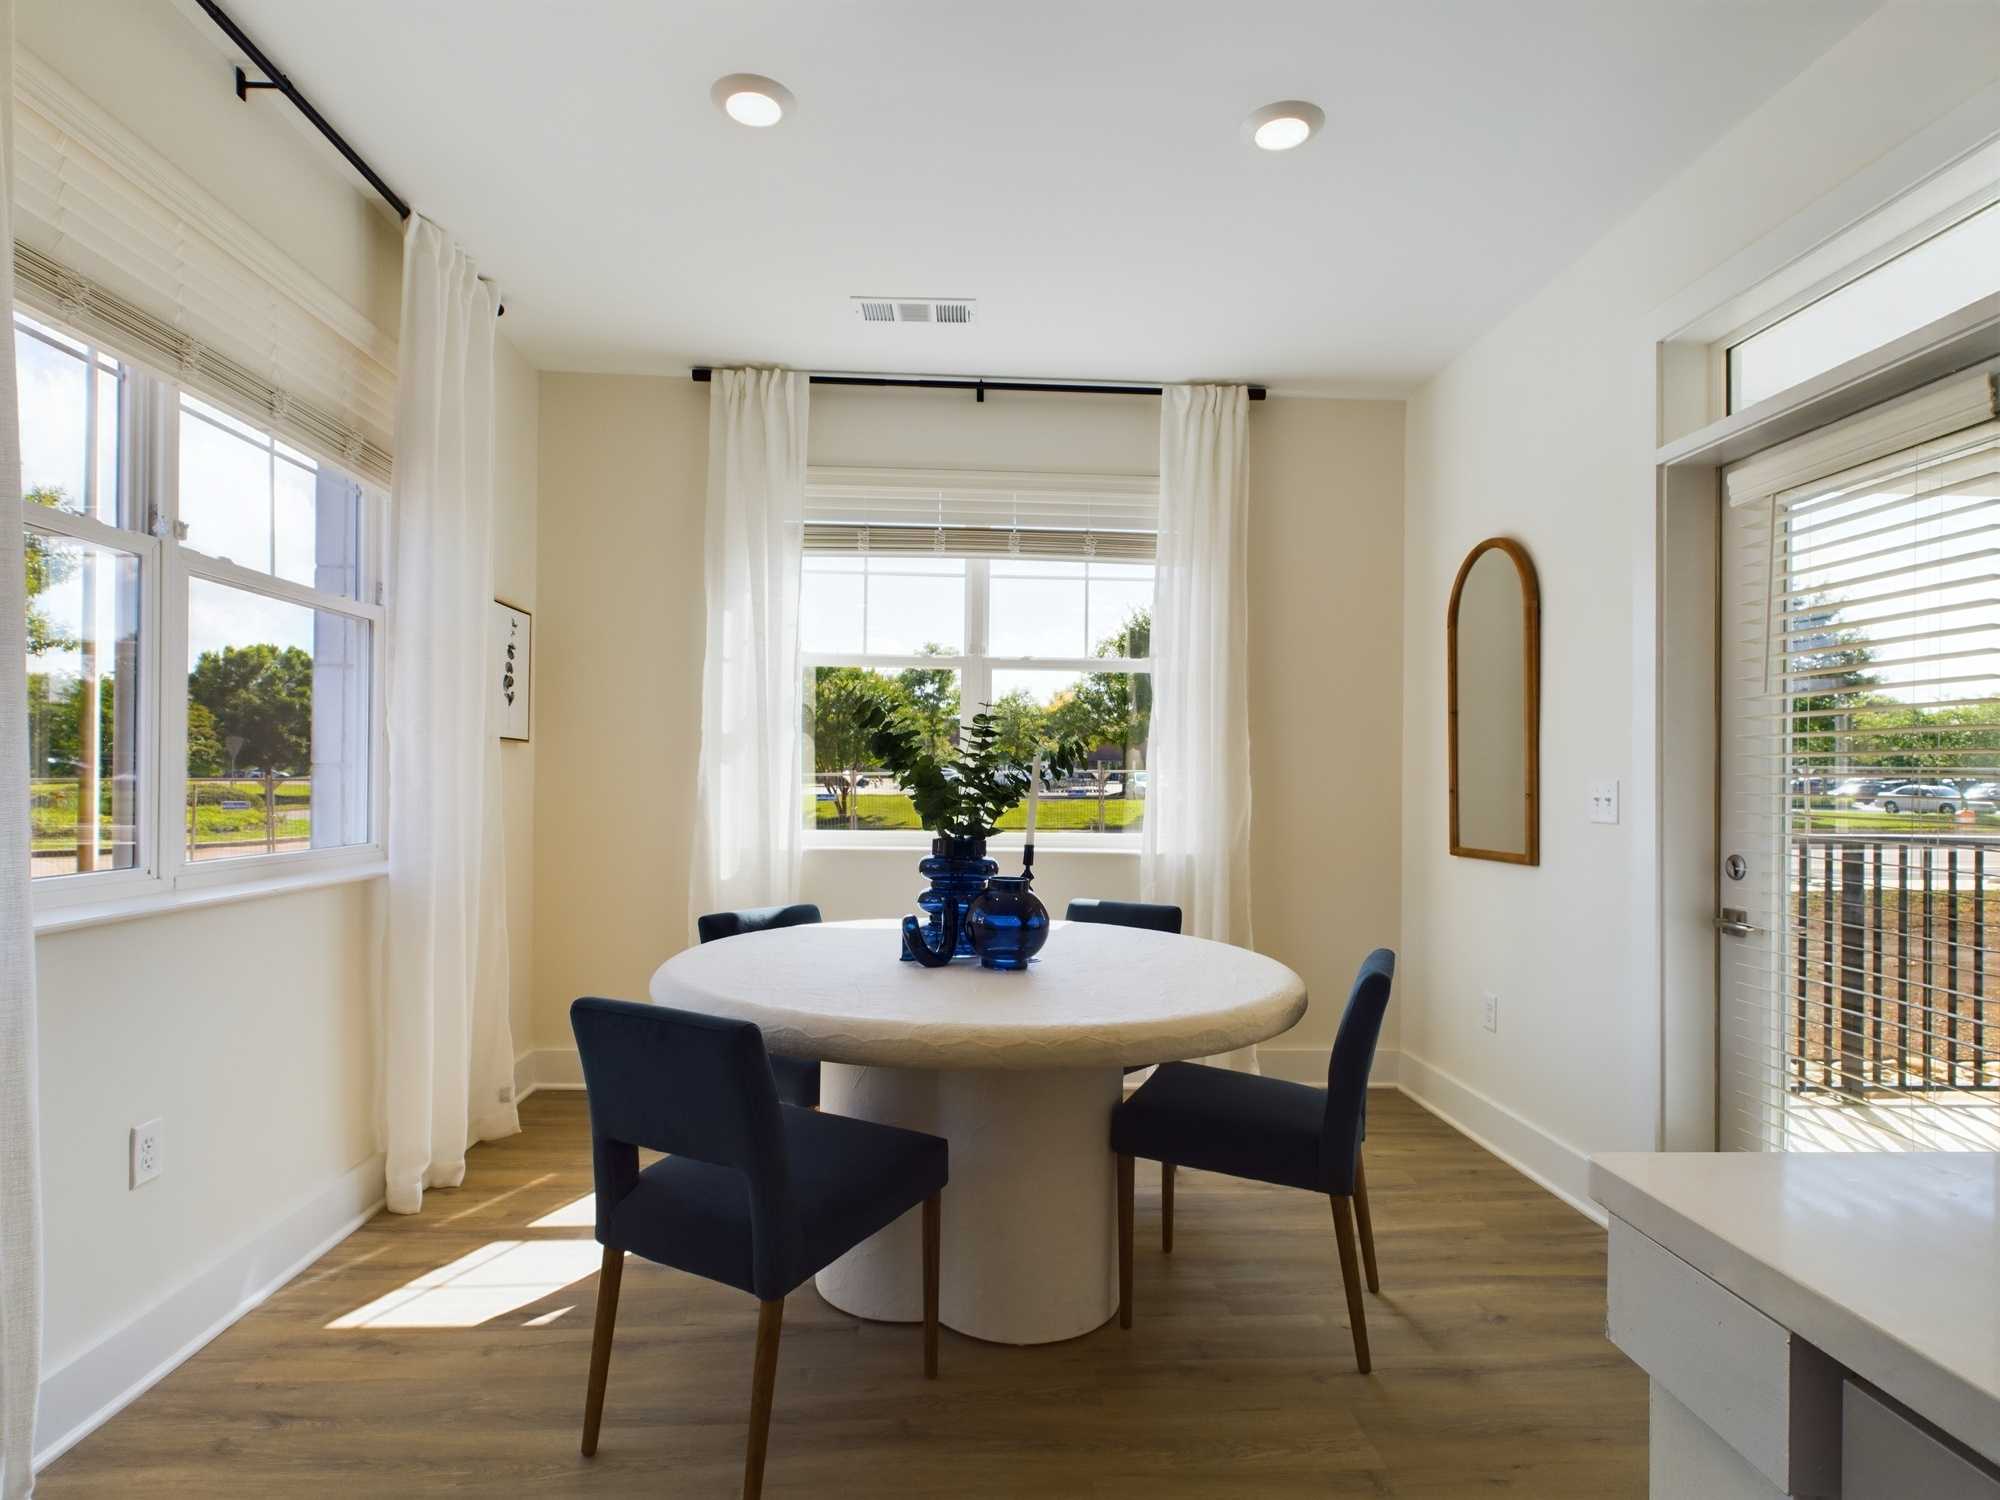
40;1090;1646;1497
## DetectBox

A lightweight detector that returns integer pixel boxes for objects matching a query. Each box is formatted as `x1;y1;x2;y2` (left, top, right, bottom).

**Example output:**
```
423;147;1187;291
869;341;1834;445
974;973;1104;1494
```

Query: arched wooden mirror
1448;538;1540;864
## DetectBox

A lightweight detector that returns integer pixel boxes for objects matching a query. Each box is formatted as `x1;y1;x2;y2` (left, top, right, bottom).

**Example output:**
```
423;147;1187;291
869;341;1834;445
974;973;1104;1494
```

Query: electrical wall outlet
1589;779;1621;825
1481;993;1499;1033
130;1118;162;1188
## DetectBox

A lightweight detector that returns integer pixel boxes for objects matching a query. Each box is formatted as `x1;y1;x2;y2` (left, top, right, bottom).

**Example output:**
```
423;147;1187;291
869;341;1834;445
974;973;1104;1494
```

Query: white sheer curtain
382;216;517;1215
0;6;42;1485
1144;384;1257;1071
688;368;808;932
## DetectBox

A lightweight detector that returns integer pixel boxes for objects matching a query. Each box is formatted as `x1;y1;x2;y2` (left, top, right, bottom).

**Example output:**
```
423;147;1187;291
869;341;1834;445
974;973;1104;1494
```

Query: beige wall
35;885;379;1373
495;342;541;1051
530;375;708;1046
1248;398;1403;1059
529;379;1403;1068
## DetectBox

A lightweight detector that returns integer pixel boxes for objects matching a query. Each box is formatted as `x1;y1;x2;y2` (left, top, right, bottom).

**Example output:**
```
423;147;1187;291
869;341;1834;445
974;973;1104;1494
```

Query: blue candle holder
965;873;1049;971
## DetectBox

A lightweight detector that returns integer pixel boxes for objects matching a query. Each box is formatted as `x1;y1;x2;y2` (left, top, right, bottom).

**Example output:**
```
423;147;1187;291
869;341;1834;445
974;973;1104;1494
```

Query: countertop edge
1589;1153;2000;1470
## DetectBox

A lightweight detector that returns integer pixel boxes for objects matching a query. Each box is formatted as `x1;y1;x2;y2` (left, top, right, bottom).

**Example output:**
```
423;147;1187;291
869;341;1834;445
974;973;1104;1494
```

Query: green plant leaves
857;699;1090;838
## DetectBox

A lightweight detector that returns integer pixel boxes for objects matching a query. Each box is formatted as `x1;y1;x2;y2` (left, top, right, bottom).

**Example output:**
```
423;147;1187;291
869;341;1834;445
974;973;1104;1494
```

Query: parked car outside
1877;783;1997;816
1831;778;1890;802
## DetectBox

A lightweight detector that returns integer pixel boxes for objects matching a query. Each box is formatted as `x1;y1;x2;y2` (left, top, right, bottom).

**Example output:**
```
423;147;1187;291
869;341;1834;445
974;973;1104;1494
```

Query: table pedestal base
815;1062;1122;1345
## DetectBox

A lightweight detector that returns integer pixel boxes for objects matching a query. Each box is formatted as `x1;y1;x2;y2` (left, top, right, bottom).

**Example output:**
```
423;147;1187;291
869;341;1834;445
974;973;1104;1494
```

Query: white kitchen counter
1591;1150;2000;1486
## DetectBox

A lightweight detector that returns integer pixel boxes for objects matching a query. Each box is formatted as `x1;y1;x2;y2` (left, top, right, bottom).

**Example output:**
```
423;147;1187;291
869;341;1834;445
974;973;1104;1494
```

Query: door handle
1714;908;1765;938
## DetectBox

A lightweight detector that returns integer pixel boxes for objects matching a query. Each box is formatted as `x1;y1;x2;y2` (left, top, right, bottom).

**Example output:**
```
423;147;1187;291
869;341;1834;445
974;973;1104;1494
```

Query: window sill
803;839;1140;856
33;857;389;936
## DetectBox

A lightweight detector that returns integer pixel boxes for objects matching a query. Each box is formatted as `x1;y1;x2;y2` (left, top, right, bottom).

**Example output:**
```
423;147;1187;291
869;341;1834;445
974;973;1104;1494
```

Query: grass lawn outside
30;777;314;851
1804;807;2000;834
811;791;1144;833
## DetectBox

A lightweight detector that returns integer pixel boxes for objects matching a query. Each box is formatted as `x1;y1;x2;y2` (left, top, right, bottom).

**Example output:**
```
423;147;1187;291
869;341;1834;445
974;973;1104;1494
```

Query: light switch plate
1589;780;1621;825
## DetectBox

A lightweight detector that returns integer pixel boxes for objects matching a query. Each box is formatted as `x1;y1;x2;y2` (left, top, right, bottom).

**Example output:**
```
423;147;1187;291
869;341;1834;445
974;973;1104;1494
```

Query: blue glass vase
902;835;995;962
966;873;1049;971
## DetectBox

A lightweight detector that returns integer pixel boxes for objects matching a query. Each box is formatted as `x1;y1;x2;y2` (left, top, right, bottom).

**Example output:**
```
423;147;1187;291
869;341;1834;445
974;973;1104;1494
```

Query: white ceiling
212;0;1873;393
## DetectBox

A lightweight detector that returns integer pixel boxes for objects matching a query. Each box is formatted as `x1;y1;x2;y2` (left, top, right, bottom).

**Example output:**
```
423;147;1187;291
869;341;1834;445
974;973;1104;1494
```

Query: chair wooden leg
744;1298;785;1500
1161;1162;1176;1254
1353;1155;1380;1294
580;1245;623;1457
1329;1195;1372;1374
922;1192;941;1379
1116;1153;1135;1329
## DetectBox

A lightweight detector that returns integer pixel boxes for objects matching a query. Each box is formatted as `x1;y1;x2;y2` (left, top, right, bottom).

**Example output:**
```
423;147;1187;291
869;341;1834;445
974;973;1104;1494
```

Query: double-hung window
18;309;384;910
800;468;1156;844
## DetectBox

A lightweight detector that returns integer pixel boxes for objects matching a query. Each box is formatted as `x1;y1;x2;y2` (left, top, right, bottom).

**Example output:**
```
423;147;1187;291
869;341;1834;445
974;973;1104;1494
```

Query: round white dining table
648;918;1307;1345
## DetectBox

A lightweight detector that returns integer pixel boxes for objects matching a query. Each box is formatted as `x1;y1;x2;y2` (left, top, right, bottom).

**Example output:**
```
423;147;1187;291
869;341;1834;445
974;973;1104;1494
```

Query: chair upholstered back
570;997;795;1290
696;903;823;945
1064;899;1183;934
1322;950;1396;1195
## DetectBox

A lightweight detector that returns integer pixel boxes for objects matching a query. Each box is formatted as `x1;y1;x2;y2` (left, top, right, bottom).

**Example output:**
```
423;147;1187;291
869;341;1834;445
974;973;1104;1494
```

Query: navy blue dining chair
1110;948;1395;1372
570;998;948;1498
696;904;824;1109
1065;898;1183;936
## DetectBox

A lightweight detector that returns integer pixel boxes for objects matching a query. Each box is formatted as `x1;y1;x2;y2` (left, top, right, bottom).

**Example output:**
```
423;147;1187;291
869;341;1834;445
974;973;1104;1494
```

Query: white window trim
803;555;1152;852
21;318;388;929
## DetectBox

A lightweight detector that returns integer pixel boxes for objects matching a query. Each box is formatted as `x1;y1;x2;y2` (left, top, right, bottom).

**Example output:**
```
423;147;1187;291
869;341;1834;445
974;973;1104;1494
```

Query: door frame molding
1643;100;2000;1151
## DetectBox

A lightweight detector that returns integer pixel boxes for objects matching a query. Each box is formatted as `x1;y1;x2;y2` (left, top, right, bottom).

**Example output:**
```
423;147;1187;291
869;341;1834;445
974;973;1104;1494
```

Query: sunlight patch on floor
527;1192;596;1229
326;1239;606;1330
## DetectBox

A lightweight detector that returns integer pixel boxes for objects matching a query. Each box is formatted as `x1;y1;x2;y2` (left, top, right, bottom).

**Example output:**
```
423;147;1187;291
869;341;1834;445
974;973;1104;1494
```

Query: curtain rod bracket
233;66;281;101
206;4;506;317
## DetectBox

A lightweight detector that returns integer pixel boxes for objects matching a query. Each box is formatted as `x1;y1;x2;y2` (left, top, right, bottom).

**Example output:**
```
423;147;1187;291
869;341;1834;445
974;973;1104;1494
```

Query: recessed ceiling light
1244;100;1324;152
711;73;794;128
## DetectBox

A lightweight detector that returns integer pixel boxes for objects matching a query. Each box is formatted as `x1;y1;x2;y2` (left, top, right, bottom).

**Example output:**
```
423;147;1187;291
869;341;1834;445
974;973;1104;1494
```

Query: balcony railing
1789;831;2000;1095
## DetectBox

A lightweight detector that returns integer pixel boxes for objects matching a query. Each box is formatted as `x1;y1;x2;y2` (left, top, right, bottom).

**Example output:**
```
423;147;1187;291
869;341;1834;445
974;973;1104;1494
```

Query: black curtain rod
690;368;1267;402
196;0;409;219
195;0;505;316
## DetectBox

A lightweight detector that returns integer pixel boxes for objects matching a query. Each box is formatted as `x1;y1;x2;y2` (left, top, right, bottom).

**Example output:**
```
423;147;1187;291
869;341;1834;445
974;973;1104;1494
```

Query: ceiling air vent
852;297;976;326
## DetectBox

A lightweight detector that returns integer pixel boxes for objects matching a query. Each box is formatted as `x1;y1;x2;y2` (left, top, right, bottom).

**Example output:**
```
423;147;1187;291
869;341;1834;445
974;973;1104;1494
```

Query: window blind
1722;391;2000;1151
804;465;1158;561
10;53;397;488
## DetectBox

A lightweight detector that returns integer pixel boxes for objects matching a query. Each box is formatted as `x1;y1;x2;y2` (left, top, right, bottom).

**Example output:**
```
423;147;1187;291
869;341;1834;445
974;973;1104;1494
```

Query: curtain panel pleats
1144;384;1256;1071
688;368;809;930
0;7;43;1491
381;216;517;1216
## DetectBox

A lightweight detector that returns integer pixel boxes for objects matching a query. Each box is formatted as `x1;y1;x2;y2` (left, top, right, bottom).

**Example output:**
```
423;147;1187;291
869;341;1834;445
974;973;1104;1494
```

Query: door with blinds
1720;368;2000;1151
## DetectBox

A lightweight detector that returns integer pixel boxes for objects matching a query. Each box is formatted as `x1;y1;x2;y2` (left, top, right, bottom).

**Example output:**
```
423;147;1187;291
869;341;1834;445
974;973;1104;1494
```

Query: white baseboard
34;1151;386;1471
1394;1051;1605;1225
513;1046;584;1102
1257;1045;1401;1088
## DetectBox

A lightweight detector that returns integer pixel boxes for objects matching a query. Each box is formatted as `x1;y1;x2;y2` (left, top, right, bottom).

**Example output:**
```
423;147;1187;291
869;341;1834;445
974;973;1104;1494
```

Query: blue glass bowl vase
902;835;995;962
965;874;1049;971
